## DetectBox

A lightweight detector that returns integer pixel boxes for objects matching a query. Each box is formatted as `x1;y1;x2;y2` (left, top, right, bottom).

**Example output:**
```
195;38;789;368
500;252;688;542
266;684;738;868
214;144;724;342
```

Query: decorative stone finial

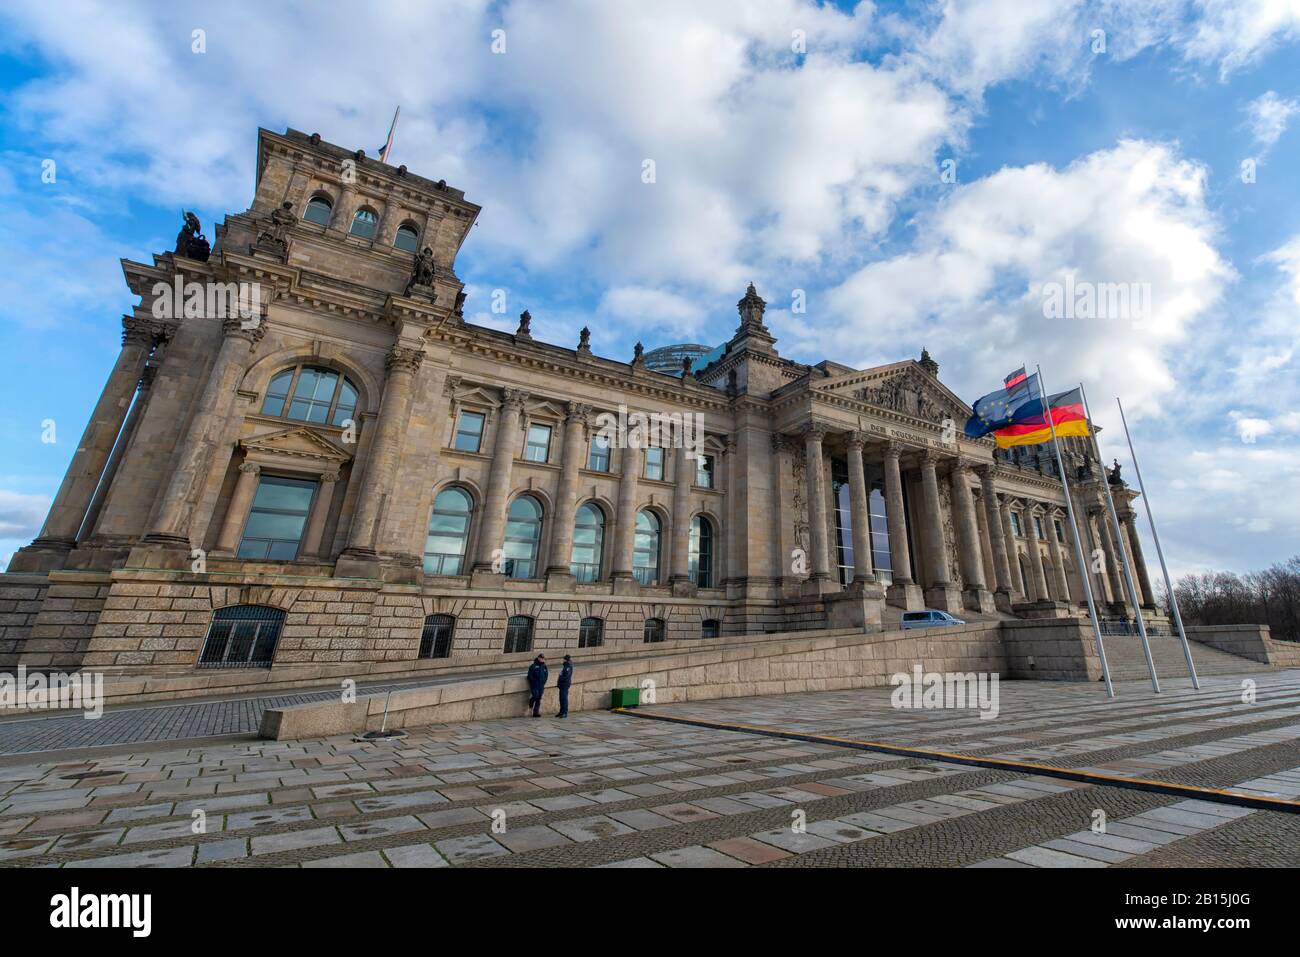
918;347;939;376
577;326;592;355
632;342;645;367
516;310;532;338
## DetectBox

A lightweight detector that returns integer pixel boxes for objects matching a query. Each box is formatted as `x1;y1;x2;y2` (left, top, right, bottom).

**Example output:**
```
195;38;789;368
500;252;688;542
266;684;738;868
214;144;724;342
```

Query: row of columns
796;427;1094;610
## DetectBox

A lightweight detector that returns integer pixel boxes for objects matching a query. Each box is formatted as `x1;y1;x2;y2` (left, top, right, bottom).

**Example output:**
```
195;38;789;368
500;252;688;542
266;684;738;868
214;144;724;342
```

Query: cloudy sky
0;0;1297;577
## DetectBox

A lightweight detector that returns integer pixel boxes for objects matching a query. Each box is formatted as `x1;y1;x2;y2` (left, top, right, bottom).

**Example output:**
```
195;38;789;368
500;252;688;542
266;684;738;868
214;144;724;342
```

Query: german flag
994;387;1090;448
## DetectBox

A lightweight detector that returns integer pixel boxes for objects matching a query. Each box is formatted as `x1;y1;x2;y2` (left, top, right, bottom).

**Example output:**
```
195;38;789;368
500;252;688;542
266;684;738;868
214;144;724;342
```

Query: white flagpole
1081;384;1160;693
1034;366;1114;698
1117;398;1199;689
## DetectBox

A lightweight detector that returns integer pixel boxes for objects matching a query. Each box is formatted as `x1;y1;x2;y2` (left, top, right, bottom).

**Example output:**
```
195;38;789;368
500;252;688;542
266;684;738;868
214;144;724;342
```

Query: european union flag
964;372;1043;438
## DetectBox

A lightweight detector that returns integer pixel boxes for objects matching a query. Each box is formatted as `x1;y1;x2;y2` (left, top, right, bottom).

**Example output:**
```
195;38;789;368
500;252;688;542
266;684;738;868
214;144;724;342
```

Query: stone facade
2;128;1156;676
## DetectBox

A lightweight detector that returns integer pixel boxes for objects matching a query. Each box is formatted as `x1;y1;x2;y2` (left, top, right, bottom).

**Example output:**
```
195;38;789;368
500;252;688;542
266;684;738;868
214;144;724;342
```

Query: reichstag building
0;129;1158;676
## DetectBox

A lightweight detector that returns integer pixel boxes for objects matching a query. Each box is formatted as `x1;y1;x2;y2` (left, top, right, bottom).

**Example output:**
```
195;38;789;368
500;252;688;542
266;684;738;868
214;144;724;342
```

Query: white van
900;610;966;630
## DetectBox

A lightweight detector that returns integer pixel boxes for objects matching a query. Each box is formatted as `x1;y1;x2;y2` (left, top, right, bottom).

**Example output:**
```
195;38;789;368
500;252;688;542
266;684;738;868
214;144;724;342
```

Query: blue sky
1;0;1298;577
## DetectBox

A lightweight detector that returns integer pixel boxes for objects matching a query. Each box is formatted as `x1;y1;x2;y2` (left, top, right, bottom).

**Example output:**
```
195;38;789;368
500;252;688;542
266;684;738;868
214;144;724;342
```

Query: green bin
610;687;640;708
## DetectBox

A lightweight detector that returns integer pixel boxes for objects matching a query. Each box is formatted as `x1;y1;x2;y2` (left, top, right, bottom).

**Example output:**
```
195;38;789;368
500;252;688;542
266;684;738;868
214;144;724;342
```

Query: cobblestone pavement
0;670;1296;868
0;669;519;755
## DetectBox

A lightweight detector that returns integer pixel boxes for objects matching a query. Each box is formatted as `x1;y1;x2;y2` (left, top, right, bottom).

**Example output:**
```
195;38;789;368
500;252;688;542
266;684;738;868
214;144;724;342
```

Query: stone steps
1100;635;1270;681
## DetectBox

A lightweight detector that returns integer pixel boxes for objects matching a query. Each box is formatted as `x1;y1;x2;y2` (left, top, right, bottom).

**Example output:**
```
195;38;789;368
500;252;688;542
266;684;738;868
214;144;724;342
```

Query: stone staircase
1099;634;1271;681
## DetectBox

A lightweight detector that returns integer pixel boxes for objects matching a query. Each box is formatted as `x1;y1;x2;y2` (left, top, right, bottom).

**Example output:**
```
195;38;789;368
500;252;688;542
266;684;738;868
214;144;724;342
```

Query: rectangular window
237;476;316;561
1054;519;1066;542
644;447;664;481
695;453;715;489
1011;512;1023;537
524;423;552;462
453;410;486;453
1034;516;1044;539
588;435;610;471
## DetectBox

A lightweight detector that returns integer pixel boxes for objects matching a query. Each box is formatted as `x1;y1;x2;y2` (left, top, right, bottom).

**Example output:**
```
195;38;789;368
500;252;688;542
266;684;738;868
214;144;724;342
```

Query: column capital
951;459;976;477
846;431;868;451
442;374;462;397
884;440;905;460
221;315;268;345
804;424;829;444
321;470;341;483
122;314;166;347
501;388;530;412
565;401;592;425
919;448;945;469
238;462;261;476
976;462;997;481
385;345;425;374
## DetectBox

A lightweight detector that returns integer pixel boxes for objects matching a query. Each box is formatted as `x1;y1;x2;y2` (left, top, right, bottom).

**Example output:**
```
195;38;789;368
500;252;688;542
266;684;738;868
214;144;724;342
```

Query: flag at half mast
993;387;1090;448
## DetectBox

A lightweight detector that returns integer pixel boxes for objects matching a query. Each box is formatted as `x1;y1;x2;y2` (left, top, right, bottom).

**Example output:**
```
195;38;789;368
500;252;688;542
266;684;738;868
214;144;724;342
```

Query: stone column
330;184;358;231
26;316;159;553
214;462;261;553
337;346;423;564
669;441;695;588
951;462;992;612
1024;505;1050;602
918;453;949;586
81;361;157;543
919;452;959;612
143;317;265;551
978;466;1013;609
999;495;1025;600
471;388;527;572
1122;511;1156;608
803;426;832;587
299;471;339;560
883;443;917;608
1094;507;1125;610
845;433;875;584
611;444;642;585
545;402;589;580
1044;509;1071;601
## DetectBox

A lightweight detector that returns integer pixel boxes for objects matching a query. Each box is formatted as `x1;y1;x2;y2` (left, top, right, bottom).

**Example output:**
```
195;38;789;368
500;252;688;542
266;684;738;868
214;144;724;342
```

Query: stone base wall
0;569;785;672
0;575;50;668
260;622;1011;739
1183;623;1299;667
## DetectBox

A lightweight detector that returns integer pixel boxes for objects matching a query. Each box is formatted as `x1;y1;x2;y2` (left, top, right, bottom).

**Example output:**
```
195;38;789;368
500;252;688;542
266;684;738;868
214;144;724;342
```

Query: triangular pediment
823;364;972;423
525;398;567;421
242;426;352;462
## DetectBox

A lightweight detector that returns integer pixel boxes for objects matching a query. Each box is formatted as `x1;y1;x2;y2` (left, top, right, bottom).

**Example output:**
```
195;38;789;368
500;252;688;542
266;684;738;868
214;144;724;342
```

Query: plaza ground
0;669;1297;868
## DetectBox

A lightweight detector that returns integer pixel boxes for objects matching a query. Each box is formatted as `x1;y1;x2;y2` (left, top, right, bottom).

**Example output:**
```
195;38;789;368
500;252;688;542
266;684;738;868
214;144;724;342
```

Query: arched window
261;364;359;427
419;613;455;659
701;619;721;639
303;195;332;225
504;495;543;579
350;207;379;239
578;616;604;648
198;605;285;668
504;615;534;654
394;223;420;252
643;617;665;643
689;515;714;588
633;510;660;585
571;502;605;582
425;487;473;575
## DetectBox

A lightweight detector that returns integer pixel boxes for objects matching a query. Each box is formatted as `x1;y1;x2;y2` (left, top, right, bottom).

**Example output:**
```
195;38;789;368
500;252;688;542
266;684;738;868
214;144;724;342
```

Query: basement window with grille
197;605;285;668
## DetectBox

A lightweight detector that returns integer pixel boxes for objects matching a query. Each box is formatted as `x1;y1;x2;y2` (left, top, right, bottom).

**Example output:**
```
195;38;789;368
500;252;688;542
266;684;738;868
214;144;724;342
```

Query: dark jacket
526;660;548;694
557;661;573;689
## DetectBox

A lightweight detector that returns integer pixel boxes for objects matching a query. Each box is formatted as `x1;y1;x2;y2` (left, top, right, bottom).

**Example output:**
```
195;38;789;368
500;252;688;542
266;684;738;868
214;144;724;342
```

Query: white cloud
1244;89;1300;150
1182;0;1300;77
0;490;49;540
598;287;707;339
807;140;1233;423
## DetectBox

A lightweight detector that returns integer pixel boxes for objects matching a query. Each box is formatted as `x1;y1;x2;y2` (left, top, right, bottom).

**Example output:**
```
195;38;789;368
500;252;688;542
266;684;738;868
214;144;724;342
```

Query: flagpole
1034;366;1114;698
1117;398;1199;689
1080;384;1160;693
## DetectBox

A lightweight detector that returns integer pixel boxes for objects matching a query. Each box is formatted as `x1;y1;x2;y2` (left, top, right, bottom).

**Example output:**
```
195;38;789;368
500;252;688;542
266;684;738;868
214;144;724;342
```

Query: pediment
448;383;501;410
525;398;567;421
847;367;971;423
242;425;352;463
